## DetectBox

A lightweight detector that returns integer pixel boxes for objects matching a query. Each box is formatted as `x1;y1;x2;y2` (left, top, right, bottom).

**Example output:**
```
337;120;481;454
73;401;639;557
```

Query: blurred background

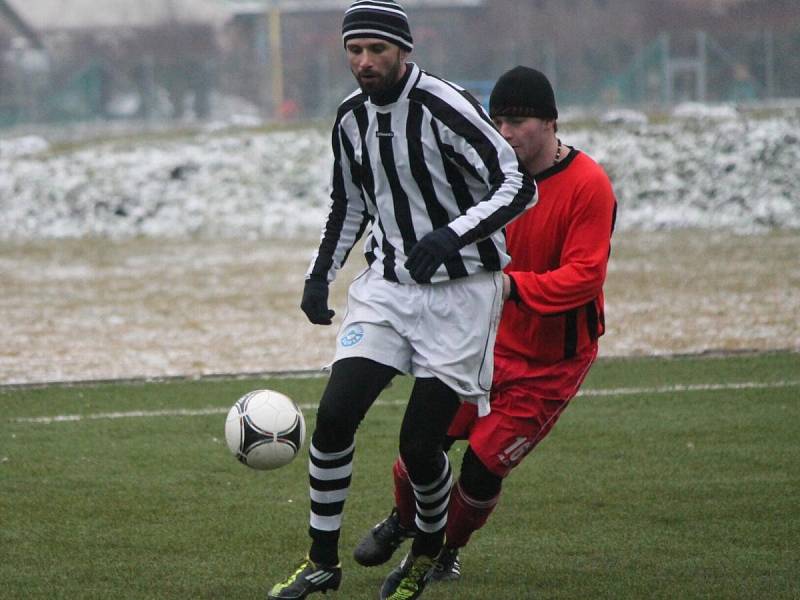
1;0;799;384
1;0;798;127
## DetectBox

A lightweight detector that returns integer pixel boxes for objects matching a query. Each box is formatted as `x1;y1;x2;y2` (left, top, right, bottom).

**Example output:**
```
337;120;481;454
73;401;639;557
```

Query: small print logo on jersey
375;131;394;138
340;325;365;347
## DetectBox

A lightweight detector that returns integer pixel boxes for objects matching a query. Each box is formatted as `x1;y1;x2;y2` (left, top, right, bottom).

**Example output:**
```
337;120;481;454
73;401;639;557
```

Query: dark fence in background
1;16;798;129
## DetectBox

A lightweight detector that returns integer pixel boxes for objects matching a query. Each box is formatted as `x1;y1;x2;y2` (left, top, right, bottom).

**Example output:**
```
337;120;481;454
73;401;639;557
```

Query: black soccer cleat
430;546;461;582
353;507;416;567
267;556;341;599
379;552;435;600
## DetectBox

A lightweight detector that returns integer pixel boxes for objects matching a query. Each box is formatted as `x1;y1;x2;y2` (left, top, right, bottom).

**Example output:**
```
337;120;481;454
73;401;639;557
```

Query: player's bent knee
459;446;503;501
313;400;356;451
398;435;430;471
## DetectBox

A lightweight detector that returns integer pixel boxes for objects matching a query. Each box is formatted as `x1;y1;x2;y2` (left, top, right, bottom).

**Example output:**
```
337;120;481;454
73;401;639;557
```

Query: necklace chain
553;138;562;165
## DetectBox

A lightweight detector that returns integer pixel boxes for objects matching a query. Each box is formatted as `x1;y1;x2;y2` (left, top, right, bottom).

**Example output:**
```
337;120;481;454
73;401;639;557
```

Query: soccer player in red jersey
355;65;618;583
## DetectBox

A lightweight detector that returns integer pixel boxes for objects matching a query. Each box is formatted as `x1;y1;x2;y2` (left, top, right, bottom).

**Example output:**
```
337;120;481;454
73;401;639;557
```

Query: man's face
492;115;554;172
346;38;407;95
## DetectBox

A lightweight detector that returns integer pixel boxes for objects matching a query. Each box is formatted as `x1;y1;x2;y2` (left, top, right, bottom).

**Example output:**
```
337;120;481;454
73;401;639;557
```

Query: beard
354;58;404;95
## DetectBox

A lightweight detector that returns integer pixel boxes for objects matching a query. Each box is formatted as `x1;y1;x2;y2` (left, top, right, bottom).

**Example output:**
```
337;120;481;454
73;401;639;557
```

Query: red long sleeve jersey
496;149;617;365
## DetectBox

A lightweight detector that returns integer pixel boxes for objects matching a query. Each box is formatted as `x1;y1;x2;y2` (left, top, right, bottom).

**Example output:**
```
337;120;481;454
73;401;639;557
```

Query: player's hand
404;227;461;282
301;278;335;325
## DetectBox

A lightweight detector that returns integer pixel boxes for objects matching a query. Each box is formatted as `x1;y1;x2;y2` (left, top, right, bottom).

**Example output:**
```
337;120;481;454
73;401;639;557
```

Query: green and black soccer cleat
267;556;341;599
353;507;416;567
379;552;435;600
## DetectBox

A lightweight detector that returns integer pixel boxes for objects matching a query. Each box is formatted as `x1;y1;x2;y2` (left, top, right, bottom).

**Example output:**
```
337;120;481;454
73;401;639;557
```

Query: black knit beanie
490;66;558;120
342;1;413;53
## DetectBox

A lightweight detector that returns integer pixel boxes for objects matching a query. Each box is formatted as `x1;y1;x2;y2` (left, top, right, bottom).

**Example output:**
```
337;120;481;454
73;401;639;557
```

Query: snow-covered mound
571;114;800;232
1;107;798;240
0;128;330;239
671;102;741;120
0;135;50;159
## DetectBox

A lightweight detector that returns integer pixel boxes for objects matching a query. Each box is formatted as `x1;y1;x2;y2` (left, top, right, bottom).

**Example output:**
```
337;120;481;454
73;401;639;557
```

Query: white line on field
9;380;799;425
577;379;800;397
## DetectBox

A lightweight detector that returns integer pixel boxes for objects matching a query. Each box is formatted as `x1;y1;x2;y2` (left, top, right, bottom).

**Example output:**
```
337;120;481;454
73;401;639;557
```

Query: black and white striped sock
308;439;355;565
410;452;453;535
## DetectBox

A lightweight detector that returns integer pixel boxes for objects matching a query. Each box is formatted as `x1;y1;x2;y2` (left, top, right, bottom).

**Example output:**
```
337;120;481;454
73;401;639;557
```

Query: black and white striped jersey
307;62;538;285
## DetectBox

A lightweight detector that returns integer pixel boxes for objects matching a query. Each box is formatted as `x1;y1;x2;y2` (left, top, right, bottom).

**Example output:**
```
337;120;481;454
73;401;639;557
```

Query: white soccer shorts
333;267;504;416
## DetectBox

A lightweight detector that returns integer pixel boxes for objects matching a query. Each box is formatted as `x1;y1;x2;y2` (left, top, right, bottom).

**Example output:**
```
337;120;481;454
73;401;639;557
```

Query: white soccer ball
225;389;306;470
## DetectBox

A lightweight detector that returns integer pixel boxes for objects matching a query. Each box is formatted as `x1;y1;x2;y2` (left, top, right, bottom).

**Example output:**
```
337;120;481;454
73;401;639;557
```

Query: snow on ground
1;105;798;384
1;230;797;385
0;127;330;240
1;104;798;241
571;109;800;231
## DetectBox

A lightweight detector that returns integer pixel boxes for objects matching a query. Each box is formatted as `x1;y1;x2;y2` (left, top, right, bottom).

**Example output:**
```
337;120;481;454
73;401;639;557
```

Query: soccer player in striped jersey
267;3;537;600
353;66;618;586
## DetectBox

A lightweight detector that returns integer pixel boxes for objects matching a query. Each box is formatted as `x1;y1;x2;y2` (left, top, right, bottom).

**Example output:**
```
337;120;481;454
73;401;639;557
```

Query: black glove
300;278;335;325
404;227;462;282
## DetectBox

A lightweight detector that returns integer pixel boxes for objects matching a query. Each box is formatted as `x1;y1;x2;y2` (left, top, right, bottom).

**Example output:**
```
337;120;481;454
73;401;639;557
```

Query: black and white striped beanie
342;0;414;53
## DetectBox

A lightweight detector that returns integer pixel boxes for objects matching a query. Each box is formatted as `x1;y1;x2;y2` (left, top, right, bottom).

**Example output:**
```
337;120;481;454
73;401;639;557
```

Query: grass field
2;352;798;599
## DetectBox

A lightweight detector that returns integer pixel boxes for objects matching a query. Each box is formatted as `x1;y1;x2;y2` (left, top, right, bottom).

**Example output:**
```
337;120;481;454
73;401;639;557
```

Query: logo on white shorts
341;324;365;347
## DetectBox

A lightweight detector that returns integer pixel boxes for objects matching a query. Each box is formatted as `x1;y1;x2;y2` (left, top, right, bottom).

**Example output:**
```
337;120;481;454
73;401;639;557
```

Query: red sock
445;480;499;548
392;456;416;530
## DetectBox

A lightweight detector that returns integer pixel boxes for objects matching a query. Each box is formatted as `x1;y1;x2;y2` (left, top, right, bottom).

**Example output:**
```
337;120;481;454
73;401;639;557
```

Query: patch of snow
569;112;800;233
672;102;740;120
0;128;331;240
106;93;142;118
1;108;799;241
0;135;50;159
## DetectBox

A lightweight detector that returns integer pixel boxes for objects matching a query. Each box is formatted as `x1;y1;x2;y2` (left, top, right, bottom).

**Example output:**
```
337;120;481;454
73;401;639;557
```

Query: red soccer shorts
447;348;597;477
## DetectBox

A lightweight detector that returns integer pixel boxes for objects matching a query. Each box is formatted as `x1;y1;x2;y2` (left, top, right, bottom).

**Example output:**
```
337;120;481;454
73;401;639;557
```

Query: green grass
2;352;798;599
